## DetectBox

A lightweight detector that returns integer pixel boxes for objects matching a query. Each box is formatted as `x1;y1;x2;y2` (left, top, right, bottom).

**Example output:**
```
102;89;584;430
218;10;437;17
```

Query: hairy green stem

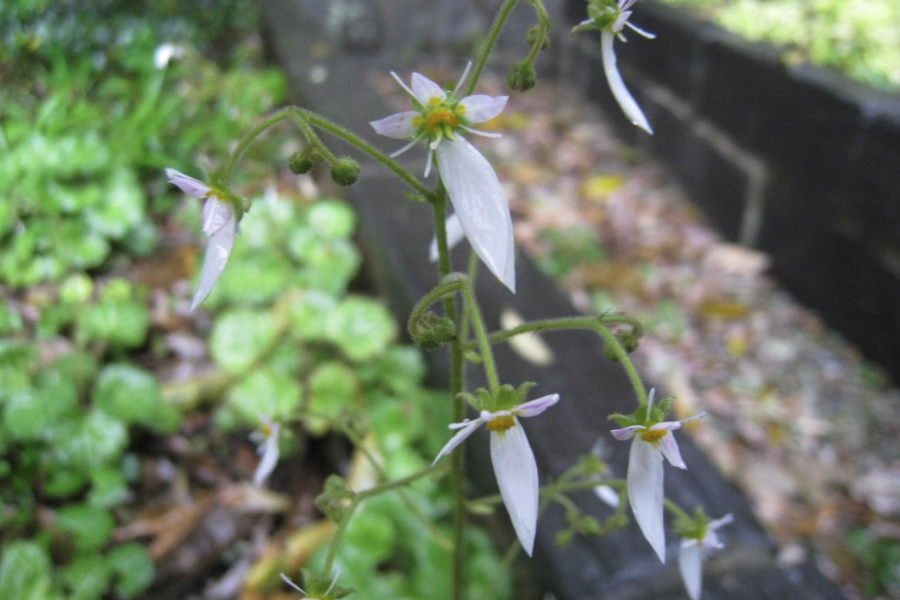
220;108;292;182
466;0;520;96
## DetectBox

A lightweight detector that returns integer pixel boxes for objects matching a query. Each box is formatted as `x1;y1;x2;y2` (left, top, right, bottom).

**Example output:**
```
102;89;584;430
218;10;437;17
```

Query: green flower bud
330;157;361;187
508;61;537;92
602;328;641;361
410;311;456;350
289;148;319;174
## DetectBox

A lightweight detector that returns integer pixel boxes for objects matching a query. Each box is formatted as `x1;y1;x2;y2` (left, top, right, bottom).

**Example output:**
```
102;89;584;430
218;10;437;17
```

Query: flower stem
432;186;467;600
479;314;648;404
220;107;293;182
298;108;434;199
663;498;692;522
466;0;520;96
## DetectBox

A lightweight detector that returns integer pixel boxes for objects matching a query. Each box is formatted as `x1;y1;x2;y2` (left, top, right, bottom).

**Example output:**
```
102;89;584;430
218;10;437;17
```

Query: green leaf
306;362;360;434
284;289;337;340
0;541;52;600
45;469;89;498
307;199;356;239
56;504;115;551
3;380;78;441
226;368;302;425
106;543;155;597
94;363;165;429
325;297;397;362
210;309;279;374
210;250;294;307
87;167;145;240
298;239;360;296
88;467;129;508
53;410;128;472
0;302;24;335
358;346;425;395
62;555;112;600
59;273;94;304
76;300;149;349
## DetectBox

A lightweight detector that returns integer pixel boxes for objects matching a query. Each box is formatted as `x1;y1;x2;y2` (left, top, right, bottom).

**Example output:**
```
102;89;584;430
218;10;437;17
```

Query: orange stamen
486;415;516;432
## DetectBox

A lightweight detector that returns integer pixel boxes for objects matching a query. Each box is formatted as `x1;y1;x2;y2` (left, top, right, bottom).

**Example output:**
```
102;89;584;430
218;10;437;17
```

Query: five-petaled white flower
250;417;281;487
369;64;516;293
679;513;733;600
576;0;656;134
433;393;560;556
166;168;238;310
610;389;704;562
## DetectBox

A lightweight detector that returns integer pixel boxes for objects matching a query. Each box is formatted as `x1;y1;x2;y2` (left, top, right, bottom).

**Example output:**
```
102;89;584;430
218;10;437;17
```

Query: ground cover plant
0;1;512;598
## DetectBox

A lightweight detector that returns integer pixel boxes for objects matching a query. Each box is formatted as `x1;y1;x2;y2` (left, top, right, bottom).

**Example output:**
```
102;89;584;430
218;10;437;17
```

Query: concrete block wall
562;0;900;380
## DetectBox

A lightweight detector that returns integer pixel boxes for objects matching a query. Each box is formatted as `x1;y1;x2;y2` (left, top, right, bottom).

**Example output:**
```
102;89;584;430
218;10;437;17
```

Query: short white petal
658;432;687;469
458;95;508;124
709;513;734;531
600;30;653;134
369;111;420;139
611;425;644;440
429;213;465;262
411;72;446;104
436;138;516;293
253;433;280;486
490;423;539;556
432;418;484;466
679;540;704;600
628;438;666;562
166;168;210;198
515;393;560;418
202;197;234;237
650;421;683;432
594;485;621;509
191;216;236;310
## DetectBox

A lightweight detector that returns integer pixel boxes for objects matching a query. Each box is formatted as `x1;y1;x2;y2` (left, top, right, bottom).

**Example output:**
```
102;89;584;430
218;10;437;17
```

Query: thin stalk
458;282;501;396
221;107;292;182
466;0;520;96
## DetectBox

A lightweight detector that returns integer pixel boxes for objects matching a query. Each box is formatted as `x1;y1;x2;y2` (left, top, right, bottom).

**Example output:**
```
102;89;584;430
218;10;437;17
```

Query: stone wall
562;0;900;381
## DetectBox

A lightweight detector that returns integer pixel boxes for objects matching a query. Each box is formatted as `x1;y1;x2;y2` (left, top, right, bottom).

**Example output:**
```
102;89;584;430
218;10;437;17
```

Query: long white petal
369;111;421;139
411;72;446;104
166;168;211;198
452;61;473;96
432;418;484;466
600;30;653;134
435;137;516;293
429;213;465;262
679;540;703;600
253;432;280;486
490;423;539;556
191;214;236;310
515;393;560;418
202;197;233;236
628;438;666;562
458;95;508;124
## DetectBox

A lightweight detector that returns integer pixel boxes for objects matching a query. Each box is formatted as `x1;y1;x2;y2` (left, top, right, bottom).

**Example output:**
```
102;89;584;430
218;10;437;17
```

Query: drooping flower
433;393;560;556
679;513;733;600
250;417;281;487
610;389;705;562
165;168;238;310
574;0;655;134
370;64;516;292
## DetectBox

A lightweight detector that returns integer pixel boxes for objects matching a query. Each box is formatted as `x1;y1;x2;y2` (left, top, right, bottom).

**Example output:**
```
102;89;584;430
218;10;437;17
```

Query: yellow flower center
486;415;516;432
640;428;668;443
425;109;459;132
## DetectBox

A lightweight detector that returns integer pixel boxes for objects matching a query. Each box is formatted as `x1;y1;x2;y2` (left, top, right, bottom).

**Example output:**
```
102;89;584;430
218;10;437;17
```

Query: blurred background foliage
0;1;511;598
658;0;900;91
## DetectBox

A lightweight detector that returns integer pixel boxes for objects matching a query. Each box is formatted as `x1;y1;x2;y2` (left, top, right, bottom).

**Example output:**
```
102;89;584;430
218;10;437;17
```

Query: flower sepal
674;506;714;541
281;570;354;600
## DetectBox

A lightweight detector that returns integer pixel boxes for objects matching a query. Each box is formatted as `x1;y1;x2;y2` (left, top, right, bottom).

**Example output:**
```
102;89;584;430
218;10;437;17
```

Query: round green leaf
56;503;115;551
0;541;52;600
93;364;164;428
307;199;356;239
325;297;397;362
226;368;302;425
76;301;149;349
210;309;279;374
62;555;111;600
106;543;155;597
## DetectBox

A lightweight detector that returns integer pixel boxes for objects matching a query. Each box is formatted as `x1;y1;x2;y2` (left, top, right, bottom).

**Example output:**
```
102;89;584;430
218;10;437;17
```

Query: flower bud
526;25;550;51
410;312;456;350
289;148;321;174
330;157;361;186
508;61;537;92
603;328;640;362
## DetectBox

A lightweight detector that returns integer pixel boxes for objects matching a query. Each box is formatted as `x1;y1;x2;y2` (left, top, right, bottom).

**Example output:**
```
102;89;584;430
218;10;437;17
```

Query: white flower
370;64;516;293
679;514;733;600
578;0;655;134
594;484;620;509
153;43;185;69
610;389;705;562
165;168;238;310
433;393;560;556
250;417;281;487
